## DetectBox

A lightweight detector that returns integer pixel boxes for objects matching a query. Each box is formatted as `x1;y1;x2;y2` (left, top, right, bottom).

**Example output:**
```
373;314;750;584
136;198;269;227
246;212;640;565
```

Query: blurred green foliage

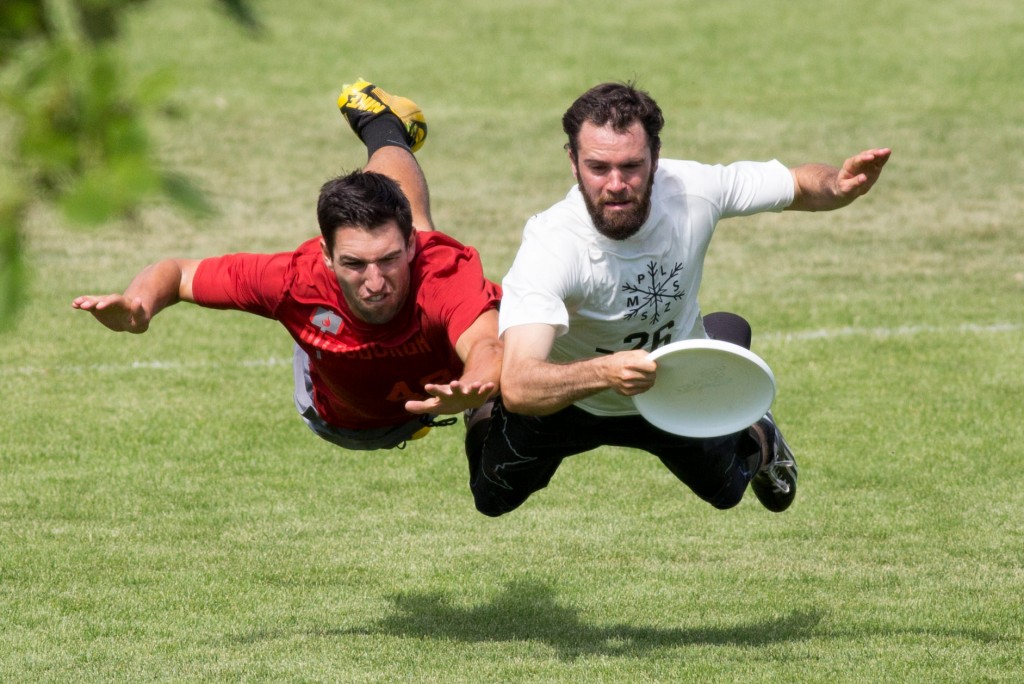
0;0;258;331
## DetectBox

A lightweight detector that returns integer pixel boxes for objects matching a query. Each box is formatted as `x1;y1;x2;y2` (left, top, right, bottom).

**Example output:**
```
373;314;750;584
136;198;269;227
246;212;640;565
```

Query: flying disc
632;339;776;438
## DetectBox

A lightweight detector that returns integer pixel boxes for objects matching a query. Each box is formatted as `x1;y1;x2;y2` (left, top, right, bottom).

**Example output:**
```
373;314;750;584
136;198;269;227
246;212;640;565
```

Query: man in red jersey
73;80;502;450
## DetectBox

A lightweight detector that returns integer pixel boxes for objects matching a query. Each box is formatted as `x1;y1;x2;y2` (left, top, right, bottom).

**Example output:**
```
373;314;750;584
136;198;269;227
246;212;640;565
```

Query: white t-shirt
500;158;794;416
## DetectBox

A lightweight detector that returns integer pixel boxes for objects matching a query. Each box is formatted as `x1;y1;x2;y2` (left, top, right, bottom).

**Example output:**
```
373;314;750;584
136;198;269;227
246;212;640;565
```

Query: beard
579;169;655;241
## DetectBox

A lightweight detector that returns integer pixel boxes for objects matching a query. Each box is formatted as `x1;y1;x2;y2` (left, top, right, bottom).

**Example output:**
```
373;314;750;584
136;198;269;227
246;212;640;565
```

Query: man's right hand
72;295;152;333
601;349;658;396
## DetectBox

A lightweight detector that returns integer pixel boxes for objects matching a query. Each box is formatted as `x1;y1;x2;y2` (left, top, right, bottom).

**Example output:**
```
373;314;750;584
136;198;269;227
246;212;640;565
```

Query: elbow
499;384;554;416
498;376;528;414
500;393;531;415
497;372;540;415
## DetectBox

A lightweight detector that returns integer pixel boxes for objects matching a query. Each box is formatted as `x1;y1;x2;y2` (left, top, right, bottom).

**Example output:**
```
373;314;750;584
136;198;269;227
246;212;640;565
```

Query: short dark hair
316;170;414;252
561;81;664;160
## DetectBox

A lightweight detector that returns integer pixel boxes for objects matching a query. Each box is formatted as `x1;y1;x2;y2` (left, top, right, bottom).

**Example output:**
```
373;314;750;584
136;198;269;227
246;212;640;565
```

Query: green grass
2;0;1023;681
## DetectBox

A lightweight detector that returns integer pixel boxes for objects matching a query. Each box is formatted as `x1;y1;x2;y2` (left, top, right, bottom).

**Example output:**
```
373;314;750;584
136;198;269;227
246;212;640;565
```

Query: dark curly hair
561;81;664;160
316;170;413;252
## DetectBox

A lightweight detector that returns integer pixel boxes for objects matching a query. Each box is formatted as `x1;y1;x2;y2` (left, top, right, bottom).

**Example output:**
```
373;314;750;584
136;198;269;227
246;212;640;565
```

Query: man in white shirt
466;81;889;517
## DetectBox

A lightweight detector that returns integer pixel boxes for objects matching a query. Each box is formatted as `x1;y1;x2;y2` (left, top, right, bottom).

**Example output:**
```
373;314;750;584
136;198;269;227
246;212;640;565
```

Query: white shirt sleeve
715;159;794;217
498;214;578;337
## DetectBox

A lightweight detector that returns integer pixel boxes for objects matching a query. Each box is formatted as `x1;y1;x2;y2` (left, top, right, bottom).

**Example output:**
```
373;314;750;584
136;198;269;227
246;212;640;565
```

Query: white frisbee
632;339;776;438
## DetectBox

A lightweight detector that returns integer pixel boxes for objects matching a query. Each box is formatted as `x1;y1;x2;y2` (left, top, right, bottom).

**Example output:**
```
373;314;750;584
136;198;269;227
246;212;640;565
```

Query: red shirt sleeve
191;251;293;318
414;233;501;348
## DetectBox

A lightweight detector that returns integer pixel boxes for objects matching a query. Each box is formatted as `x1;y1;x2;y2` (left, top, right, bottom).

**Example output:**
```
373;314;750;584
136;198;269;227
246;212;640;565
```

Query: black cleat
750;412;798;512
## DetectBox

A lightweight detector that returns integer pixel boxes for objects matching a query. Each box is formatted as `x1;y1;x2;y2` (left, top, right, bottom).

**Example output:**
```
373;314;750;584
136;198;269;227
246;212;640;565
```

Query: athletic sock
359;114;412;158
746;422;769;472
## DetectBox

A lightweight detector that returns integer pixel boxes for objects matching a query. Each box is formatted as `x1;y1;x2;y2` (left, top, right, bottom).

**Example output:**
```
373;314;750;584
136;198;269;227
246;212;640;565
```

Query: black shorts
471;399;760;517
468;311;762;516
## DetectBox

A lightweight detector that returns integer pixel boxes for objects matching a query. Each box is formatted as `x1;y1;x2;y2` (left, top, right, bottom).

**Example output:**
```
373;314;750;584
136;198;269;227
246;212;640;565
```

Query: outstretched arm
499;323;657;416
71;258;200;333
405;309;502;415
788;148;891;211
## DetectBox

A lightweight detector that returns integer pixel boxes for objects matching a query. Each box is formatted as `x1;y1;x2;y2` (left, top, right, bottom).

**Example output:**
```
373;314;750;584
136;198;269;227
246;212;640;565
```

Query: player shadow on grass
337;578;824;660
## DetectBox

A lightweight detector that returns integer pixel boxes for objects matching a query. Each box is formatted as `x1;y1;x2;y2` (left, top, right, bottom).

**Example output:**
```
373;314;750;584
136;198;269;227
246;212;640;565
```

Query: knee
694;479;748;510
470;470;531;518
706;492;745;510
703;311;752;349
472;490;519;518
475;502;510;518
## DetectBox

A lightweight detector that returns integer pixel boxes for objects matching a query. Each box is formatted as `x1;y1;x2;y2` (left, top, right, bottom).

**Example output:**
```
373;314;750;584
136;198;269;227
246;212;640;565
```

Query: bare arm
405;308;502;415
788;148;891;211
499;323;657;416
71;258;201;333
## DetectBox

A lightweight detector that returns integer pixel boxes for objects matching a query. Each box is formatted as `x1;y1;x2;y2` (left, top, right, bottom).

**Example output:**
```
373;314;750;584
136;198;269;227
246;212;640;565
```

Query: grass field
2;0;1023;681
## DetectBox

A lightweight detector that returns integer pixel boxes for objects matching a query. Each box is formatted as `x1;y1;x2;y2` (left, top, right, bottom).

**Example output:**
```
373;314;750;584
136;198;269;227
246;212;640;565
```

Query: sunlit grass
2;0;1022;681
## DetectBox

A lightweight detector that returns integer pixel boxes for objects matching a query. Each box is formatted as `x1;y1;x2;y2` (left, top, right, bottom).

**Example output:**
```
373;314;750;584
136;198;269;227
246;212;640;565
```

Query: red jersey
191;231;501;429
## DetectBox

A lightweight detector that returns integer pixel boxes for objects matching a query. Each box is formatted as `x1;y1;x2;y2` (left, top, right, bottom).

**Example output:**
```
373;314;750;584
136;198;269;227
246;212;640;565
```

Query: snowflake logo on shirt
622;261;685;324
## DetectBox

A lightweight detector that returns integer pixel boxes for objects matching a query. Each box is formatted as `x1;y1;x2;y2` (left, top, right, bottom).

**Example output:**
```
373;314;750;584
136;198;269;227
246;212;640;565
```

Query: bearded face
577;164;656;240
570;121;658;241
